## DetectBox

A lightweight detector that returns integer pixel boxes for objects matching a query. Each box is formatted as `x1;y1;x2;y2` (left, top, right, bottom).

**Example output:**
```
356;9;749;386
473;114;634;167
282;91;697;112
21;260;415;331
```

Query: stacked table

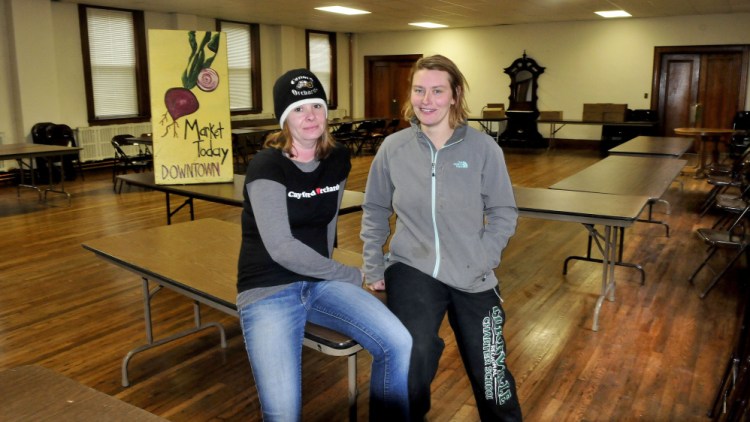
514;146;686;331
514;187;649;331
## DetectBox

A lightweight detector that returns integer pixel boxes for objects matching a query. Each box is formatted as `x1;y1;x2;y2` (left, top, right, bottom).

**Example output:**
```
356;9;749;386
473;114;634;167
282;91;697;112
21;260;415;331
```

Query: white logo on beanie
294;78;314;89
291;76;318;96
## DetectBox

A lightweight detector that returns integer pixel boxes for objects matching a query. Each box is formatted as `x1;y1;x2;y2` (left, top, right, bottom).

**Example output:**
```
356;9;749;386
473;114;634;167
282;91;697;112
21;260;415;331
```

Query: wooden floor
0;147;746;421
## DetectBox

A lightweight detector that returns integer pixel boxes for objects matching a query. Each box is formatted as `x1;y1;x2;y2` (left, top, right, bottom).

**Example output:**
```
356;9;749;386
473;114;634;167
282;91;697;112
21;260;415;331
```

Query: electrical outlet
644;93;648;99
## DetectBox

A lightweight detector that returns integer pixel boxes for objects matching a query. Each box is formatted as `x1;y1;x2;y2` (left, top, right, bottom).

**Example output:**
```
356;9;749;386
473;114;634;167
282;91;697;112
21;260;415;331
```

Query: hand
367;279;386;291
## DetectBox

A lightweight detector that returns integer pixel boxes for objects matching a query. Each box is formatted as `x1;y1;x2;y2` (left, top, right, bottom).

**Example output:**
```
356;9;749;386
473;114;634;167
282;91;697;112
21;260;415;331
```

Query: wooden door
364;55;421;121
699;53;744;129
652;46;749;137
656;54;700;137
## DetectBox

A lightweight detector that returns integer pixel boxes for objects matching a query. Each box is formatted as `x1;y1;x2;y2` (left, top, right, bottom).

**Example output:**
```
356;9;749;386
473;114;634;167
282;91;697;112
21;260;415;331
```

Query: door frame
650;45;749;134
364;54;422;118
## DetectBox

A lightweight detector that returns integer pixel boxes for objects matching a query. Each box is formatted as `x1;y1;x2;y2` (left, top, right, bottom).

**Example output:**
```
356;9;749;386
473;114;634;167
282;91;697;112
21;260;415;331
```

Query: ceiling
59;0;750;33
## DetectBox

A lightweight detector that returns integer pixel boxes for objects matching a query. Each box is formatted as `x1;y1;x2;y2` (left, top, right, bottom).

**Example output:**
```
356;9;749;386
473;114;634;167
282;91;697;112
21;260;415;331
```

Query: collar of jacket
410;117;468;148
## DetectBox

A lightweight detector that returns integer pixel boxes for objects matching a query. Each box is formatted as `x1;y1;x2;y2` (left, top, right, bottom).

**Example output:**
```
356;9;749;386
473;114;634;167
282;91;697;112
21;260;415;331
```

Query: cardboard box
583;103;607;121
606;103;627;122
482;108;505;119
603;111;626;122
582;103;627;122
539;111;563;121
482;103;506;119
583;103;603;121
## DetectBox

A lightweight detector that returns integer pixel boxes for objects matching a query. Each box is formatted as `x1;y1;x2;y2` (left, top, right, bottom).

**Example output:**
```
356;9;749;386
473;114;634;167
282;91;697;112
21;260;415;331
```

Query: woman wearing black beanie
236;69;412;421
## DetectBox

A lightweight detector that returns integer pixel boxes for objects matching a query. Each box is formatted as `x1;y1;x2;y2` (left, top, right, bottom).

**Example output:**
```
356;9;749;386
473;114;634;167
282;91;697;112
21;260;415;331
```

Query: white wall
2;1;750;147
354;14;750;140
51;2;86;133
0;0;16;144
7;0;61;143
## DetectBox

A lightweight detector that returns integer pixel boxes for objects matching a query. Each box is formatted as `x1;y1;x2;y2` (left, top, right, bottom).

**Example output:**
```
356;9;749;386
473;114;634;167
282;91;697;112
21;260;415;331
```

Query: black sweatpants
385;262;522;422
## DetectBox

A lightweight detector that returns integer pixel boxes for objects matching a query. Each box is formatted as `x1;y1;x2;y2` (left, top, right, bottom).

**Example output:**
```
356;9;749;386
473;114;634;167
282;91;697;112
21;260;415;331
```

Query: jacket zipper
427;136;464;279
430;145;440;278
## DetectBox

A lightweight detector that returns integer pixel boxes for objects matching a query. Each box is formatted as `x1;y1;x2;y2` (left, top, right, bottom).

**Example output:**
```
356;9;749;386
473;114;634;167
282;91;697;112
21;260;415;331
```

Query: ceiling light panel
595;10;632;18
315;6;371;15
409;22;449;28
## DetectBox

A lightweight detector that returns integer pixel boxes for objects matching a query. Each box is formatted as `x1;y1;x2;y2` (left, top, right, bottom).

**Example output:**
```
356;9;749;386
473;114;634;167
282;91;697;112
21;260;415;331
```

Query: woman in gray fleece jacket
361;55;523;421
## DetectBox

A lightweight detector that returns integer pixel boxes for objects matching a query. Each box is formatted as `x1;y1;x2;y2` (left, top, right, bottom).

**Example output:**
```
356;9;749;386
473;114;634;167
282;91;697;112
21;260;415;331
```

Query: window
307;30;337;109
79;5;149;124
218;20;261;114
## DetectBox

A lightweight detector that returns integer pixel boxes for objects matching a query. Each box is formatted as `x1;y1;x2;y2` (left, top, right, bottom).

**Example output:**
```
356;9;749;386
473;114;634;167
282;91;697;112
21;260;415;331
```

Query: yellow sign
148;30;233;184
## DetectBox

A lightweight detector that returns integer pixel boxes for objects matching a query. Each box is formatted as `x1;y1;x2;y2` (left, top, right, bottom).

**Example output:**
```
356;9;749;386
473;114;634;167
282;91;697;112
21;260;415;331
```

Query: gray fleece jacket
360;120;518;293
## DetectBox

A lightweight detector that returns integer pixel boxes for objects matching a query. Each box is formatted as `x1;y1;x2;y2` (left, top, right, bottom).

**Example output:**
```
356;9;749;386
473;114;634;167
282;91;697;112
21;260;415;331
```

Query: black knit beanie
273;69;328;128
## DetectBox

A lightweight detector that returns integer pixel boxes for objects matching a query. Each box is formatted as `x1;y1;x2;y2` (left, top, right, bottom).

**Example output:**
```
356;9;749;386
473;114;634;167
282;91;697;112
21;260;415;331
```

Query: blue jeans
239;280;412;421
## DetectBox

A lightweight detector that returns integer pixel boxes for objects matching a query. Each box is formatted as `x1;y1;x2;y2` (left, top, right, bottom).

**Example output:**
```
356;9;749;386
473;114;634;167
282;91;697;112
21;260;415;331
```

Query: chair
366;118;401;153
708;294;750;419
706;113;750;175
730;111;750;158
30;122;56;183
349;120;388;155
30;122;83;182
137;133;153;157
345;120;376;155
688;204;750;299
231;132;250;174
31;122;55;144
111;135;152;193
358;119;388;154
331;122;356;150
713;189;750;230
47;124;84;181
699;147;750;216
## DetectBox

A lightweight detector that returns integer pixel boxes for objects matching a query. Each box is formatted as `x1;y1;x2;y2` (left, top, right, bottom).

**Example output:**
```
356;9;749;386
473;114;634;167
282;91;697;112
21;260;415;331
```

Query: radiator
76;123;153;162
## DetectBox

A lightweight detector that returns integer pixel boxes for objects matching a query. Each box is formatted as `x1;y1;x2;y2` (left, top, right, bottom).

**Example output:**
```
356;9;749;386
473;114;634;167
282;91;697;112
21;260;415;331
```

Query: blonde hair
263;122;337;160
402;55;470;128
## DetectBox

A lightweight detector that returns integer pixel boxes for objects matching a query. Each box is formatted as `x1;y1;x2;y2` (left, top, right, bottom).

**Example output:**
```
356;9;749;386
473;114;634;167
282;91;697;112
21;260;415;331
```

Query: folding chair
111;135;152;193
357;119;388;154
367;118;400;153
47;124;85;181
712;184;750;230
688;205;750;299
347;120;377;155
331;122;356;152
700;148;750;217
708;293;750;419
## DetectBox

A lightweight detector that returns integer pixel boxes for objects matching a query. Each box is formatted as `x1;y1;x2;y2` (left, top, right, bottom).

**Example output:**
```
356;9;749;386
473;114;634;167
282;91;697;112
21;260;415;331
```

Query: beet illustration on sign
160;31;221;136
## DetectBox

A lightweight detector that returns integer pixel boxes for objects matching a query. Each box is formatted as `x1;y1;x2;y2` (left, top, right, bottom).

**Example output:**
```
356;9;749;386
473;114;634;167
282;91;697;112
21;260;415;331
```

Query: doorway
364;55;421;121
651;45;749;137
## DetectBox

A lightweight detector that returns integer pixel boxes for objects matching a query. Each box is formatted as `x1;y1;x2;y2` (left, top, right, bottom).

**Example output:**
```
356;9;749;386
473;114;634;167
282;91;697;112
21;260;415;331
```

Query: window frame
78;4;150;125
306;30;338;110
217;20;262;115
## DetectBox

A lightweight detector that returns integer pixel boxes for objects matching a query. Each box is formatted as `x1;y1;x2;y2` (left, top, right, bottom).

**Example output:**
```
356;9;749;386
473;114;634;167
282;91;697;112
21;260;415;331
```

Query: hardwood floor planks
0;148;745;421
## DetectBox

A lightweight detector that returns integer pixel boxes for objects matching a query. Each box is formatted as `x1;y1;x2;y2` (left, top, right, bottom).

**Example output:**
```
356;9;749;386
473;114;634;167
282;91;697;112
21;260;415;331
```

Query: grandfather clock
499;52;546;148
